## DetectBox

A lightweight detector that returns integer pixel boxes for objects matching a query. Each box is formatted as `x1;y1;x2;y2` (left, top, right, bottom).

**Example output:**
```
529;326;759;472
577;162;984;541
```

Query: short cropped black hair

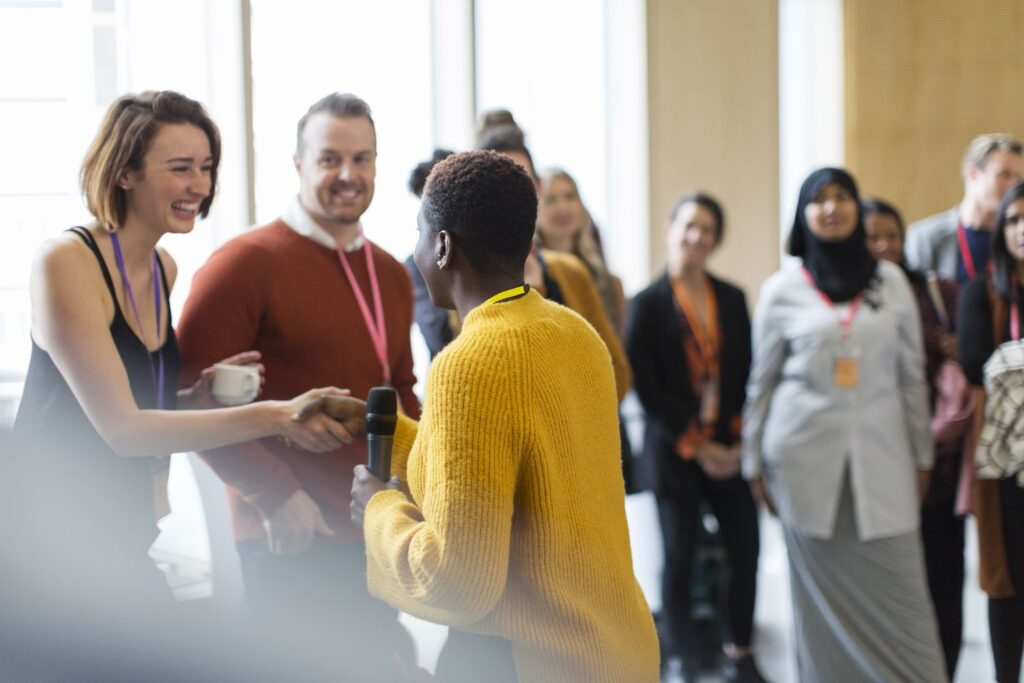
408;148;454;198
422;150;537;277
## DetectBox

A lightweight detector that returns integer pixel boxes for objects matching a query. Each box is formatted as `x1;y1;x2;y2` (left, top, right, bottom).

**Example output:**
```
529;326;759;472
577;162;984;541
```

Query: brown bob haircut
81;90;221;231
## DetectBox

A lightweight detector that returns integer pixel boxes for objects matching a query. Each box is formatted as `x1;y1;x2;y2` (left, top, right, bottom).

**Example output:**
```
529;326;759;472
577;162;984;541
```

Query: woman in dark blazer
626;192;764;683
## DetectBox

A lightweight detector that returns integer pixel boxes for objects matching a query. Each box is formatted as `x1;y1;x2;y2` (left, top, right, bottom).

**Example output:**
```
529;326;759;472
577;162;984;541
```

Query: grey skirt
783;475;947;683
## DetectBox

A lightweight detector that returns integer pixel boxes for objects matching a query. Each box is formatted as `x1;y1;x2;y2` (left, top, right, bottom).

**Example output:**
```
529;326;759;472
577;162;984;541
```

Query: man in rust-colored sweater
177;94;418;674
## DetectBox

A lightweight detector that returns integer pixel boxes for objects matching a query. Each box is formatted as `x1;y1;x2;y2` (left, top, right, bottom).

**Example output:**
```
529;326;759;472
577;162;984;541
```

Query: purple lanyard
109;233;165;409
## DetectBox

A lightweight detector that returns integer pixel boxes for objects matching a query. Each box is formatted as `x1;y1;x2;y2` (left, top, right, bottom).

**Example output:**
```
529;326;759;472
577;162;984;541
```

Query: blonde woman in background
538;168;627;332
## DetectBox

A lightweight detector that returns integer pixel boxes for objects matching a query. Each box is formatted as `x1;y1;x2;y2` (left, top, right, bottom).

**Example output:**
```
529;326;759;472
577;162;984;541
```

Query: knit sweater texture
176;219;419;543
364;290;658;682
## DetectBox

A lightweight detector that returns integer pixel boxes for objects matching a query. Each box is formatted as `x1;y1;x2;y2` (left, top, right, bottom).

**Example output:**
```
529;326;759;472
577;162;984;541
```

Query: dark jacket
625;272;751;488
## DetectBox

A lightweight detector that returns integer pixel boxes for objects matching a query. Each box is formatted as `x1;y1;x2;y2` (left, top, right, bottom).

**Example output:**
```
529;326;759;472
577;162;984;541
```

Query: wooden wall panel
646;0;779;301
845;0;1024;223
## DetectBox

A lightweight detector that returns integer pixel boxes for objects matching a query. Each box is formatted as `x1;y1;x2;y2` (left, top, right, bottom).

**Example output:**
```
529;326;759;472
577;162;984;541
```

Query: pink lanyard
336;231;390;384
109;232;165;409
801;267;861;344
1012;277;1021;342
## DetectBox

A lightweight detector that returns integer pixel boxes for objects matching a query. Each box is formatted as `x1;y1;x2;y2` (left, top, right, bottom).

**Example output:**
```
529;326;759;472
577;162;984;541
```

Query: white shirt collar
282;195;366;252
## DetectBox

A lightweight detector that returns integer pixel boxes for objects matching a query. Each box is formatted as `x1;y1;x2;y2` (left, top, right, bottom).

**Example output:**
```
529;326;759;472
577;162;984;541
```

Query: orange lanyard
671;277;720;369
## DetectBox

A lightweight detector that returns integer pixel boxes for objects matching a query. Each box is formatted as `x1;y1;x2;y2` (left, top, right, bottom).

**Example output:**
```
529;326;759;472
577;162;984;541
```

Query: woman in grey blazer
743;168;946;682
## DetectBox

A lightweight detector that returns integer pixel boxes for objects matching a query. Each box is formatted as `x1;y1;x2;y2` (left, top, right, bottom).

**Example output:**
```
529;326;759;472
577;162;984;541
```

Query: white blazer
743;260;933;541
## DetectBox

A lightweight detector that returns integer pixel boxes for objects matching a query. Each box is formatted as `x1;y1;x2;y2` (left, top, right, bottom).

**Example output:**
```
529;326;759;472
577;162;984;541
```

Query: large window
0;0;107;423
474;0;648;293
0;0;250;423
476;0;609;228
249;0;434;263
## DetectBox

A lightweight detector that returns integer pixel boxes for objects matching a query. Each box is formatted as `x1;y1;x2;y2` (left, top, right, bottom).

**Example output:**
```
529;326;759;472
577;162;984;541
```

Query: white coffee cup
212;363;260;405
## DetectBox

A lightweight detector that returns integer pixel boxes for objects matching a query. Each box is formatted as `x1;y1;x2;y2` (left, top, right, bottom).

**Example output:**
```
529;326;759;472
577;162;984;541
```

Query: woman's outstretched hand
292;394;369;440
274;387;355;452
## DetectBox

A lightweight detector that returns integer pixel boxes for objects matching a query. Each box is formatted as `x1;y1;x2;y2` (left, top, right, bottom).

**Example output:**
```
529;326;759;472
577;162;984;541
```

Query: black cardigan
958;275;1024;386
625;272;751;459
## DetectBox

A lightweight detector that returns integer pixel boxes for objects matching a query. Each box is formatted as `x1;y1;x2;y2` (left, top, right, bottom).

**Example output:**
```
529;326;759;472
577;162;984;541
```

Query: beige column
646;0;780;301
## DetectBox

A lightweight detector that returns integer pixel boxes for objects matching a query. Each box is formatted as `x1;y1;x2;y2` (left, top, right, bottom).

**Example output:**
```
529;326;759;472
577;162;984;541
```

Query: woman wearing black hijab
742;168;946;681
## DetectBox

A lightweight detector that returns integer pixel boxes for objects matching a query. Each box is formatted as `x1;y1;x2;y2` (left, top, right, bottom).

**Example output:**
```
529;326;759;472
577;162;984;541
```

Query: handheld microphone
366;386;397;481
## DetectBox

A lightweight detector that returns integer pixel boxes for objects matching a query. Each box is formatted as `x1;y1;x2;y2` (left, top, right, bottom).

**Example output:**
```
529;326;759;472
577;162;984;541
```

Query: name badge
700;378;720;424
834;355;859;388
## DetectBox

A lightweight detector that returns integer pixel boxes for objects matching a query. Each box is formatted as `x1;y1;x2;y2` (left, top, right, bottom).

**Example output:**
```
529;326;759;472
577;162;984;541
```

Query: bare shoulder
30;229;113;350
33;231;99;283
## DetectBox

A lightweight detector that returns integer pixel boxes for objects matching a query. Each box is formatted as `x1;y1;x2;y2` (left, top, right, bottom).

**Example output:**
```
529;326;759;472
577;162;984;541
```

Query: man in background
902;132;1021;681
905;133;1022;283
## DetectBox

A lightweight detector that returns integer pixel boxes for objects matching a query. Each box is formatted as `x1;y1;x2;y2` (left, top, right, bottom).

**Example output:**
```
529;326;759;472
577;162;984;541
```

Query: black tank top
13;227;181;554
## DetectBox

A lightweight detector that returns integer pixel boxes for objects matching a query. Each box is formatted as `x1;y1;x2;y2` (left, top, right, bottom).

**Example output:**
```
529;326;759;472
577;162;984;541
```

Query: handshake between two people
260;394;401;556
293;395;403;532
178;351;363;454
179;352;402;555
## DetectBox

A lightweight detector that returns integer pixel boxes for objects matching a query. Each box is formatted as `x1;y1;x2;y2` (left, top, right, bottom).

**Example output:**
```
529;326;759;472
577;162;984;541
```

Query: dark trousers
920;495;966;680
990;479;1024;683
237;539;415;681
655;455;760;660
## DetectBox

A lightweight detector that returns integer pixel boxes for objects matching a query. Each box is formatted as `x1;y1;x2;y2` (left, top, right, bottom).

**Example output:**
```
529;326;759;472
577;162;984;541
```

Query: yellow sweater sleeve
386;413;418;482
363;352;522;627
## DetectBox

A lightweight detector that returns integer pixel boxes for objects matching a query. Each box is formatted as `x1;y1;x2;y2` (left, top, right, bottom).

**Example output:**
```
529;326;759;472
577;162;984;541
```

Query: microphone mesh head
366;386;398;436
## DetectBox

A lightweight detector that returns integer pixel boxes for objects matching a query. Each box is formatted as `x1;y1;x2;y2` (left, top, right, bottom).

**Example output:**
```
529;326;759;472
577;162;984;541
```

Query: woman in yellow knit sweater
302;150;658;682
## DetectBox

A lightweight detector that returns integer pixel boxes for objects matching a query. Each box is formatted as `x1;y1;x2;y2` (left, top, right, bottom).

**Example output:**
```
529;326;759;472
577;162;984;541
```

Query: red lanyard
956;222;992;280
801;267;861;343
336;231;390;384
